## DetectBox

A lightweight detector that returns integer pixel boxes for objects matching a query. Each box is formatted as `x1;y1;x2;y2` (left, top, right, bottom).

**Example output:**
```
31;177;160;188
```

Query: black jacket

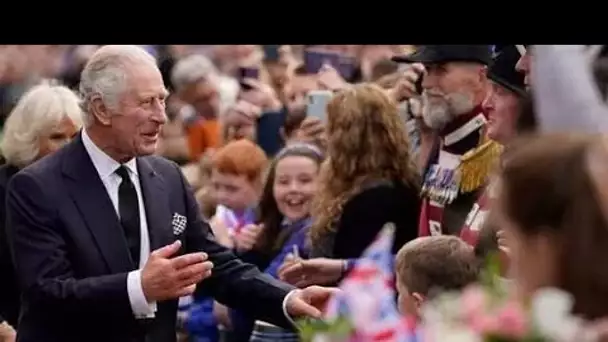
6;134;294;342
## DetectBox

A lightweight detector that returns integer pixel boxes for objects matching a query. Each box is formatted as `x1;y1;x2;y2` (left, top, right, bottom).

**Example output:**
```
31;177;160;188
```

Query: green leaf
296;316;355;342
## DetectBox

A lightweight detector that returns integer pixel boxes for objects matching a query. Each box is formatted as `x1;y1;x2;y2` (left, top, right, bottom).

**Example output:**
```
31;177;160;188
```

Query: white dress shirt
81;129;157;319
82;129;296;322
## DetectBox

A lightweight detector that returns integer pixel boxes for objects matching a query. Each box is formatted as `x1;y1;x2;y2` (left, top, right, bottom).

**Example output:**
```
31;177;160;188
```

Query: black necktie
116;165;141;267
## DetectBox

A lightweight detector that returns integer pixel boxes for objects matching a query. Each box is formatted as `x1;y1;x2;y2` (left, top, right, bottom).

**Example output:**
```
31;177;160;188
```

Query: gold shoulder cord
457;135;504;194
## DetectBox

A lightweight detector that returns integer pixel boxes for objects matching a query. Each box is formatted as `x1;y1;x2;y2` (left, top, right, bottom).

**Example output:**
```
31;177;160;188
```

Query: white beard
421;91;476;130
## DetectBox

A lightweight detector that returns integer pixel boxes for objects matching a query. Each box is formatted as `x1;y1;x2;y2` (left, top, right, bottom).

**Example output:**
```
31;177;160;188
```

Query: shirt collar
81;129;138;181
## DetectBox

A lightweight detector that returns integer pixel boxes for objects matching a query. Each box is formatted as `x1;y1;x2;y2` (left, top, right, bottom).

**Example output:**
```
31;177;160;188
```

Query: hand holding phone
239;78;282;112
317;64;349;92
262;45;281;62
304;50;335;75
304;49;356;80
390;63;425;101
237;67;260;90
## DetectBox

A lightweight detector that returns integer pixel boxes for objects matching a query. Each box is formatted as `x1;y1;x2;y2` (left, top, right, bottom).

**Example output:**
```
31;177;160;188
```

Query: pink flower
461;285;488;324
470;313;500;335
492;302;528;339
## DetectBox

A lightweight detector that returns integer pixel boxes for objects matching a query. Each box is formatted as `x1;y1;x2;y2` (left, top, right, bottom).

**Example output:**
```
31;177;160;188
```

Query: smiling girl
230;143;324;342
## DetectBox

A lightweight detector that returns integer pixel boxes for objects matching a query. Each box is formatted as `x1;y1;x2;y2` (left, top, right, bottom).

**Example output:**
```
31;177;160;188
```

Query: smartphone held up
237;66;260;90
306;90;333;124
304;48;356;81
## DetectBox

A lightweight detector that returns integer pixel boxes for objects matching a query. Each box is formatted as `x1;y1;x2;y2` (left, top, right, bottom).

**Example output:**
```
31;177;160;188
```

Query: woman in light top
0;82;82;337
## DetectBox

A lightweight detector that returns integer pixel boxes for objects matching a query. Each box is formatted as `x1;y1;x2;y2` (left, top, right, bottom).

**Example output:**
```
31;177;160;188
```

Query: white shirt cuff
127;270;157;319
282;289;298;326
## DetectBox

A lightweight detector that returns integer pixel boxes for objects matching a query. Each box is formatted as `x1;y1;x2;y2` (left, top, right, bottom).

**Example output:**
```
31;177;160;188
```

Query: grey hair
1;83;83;167
79;45;157;127
171;54;218;92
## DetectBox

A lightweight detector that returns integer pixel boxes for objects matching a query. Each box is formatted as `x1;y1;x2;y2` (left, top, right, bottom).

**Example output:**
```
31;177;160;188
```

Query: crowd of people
0;44;606;342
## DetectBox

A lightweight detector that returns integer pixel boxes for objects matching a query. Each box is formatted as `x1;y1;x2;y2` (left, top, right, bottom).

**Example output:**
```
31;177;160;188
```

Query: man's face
420;62;483;130
485;82;521;144
180;79;220;119
103;63;168;160
515;50;531;89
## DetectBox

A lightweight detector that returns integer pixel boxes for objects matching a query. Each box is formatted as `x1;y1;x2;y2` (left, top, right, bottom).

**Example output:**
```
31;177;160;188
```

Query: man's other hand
141;240;213;301
285;286;340;319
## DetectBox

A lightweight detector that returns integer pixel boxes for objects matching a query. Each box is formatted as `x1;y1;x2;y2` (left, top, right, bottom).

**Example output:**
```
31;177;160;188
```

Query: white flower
426;324;483;342
312;334;331;342
531;287;585;341
421;290;463;324
312;334;348;342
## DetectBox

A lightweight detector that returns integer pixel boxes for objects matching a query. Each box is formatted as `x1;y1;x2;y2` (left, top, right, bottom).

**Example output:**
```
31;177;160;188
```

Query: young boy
208;139;268;250
395;236;479;319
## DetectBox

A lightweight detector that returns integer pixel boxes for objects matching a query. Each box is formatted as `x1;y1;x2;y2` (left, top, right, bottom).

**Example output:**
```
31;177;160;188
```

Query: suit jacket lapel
137;158;173;251
61;134;134;273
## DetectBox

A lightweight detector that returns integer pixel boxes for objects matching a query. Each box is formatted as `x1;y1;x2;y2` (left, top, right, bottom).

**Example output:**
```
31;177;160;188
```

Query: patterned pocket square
172;213;187;235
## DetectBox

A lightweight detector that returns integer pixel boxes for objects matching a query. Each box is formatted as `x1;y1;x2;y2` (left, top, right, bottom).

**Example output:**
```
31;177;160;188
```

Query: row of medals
421;164;461;206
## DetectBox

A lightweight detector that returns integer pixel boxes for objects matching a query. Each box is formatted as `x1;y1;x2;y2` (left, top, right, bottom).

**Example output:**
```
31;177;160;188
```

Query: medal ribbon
419;108;488;237
418;197;445;237
459;186;491;246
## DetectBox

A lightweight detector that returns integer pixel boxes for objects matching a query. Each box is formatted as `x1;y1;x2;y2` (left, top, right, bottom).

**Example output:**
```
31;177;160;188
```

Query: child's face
272;155;319;222
396;277;423;319
211;169;259;212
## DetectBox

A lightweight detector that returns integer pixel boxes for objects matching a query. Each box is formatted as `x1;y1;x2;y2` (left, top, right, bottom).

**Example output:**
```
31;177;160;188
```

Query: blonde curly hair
309;83;420;246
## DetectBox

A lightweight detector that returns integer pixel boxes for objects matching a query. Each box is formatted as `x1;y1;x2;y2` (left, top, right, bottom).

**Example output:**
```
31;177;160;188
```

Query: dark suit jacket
0;164;20;327
5;135;294;342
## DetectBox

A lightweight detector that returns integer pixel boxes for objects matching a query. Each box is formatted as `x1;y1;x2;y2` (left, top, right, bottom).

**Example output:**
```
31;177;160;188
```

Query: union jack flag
324;223;419;342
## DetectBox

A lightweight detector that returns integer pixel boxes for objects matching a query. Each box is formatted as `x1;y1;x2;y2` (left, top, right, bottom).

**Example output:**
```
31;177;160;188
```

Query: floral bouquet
298;252;605;342
419;254;603;342
297;219;605;342
421;286;598;342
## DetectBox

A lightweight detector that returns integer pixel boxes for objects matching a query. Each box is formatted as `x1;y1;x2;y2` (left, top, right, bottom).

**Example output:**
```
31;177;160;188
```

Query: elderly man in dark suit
5;45;333;342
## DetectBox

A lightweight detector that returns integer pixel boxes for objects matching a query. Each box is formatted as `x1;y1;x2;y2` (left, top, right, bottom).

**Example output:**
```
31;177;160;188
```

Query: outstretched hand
279;258;345;288
284;286;340;320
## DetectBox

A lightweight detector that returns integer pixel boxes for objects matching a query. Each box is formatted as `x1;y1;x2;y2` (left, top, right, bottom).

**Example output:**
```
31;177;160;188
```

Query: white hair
171;54;219;92
421;91;475;130
79;45;157;127
1;83;83;167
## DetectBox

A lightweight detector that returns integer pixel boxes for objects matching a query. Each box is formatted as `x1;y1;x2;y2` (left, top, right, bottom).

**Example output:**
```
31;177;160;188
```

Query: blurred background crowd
2;44;608;342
